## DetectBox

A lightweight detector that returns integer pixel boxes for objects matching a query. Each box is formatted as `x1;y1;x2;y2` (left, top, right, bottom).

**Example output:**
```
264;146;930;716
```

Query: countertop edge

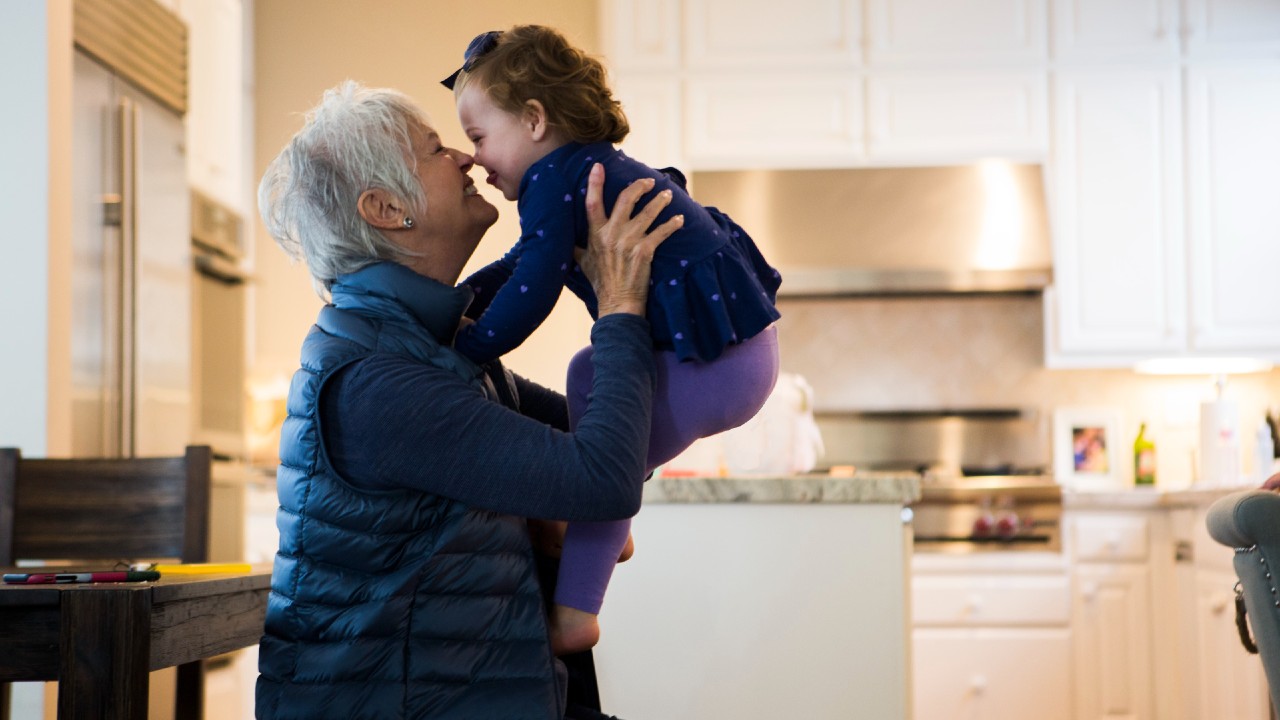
643;473;921;505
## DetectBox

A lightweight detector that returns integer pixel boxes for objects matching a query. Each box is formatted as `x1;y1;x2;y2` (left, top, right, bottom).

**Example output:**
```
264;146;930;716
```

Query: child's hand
578;163;683;317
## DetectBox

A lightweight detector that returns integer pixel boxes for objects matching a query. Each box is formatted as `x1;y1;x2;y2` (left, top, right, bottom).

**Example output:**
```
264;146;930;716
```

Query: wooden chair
0;446;212;720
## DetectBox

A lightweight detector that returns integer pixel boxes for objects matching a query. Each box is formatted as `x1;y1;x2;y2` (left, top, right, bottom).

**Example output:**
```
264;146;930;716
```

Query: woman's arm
327;168;682;520
323;315;651;521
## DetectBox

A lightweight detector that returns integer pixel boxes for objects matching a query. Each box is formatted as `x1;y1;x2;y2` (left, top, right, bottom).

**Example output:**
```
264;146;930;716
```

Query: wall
251;1;602;401
0;2;72;462
776;295;1280;488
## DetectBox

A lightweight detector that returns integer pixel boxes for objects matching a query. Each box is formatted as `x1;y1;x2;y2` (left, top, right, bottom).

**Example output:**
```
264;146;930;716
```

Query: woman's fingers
581;163;686;317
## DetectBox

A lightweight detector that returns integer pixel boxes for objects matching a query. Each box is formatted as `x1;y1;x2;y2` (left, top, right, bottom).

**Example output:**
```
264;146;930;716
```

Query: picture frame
1053;407;1124;490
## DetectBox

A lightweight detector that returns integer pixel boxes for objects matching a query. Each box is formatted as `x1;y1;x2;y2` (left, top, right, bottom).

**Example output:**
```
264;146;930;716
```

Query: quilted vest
256;262;563;720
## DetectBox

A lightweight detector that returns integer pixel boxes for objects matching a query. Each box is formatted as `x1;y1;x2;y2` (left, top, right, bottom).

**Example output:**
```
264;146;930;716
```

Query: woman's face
401;123;498;282
456;84;550;202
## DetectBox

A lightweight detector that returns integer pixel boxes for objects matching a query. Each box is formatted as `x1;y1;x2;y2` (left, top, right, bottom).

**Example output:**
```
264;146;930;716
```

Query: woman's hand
576;163;683;317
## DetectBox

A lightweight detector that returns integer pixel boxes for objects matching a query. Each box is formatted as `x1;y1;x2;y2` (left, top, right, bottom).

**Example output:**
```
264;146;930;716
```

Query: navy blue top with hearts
456;142;781;364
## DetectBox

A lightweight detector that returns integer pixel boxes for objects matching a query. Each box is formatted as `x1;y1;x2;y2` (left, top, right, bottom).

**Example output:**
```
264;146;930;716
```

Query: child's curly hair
454;25;629;144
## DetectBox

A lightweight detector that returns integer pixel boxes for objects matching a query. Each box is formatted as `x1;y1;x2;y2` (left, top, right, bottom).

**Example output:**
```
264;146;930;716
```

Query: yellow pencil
151;563;253;575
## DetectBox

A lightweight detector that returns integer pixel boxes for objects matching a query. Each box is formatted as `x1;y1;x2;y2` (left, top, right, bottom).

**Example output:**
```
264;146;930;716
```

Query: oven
911;477;1062;553
814;408;1063;554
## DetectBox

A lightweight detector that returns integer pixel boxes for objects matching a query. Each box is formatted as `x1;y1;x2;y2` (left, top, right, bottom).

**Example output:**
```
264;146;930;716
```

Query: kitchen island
592;472;919;720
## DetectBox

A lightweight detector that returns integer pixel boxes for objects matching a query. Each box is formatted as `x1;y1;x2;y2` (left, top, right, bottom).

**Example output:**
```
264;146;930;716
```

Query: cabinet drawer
1072;515;1150;561
914;628;1072;720
913;574;1070;626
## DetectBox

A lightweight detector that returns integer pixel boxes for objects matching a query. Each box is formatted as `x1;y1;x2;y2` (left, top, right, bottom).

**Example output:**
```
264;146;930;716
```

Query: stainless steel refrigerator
70;48;191;458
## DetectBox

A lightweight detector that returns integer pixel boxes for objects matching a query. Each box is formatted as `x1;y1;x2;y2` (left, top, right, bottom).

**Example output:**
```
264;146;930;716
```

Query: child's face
456;84;553;202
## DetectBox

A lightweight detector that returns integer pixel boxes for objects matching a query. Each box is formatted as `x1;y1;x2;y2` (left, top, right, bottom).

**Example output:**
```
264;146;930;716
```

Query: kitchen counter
1064;483;1259;509
600;471;915;719
644;471;921;504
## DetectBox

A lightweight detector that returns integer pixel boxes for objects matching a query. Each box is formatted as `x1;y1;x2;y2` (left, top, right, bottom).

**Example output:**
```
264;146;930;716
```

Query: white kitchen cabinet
685;73;865;168
684;0;862;69
1052;0;1181;63
1193;569;1271;720
602;0;1053;167
179;0;246;213
599;0;682;70
1072;563;1153;720
865;0;1048;67
1184;63;1280;352
1047;67;1186;360
613;76;685;171
1047;59;1280;366
911;559;1072;720
1182;0;1280;59
1070;512;1155;720
594;502;911;720
867;70;1047;161
1180;503;1271;720
914;628;1072;720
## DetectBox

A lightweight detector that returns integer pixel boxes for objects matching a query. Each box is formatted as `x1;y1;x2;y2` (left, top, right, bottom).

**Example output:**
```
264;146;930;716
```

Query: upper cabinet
865;0;1047;66
1053;0;1280;62
600;0;1280;366
1052;0;1182;63
686;0;862;69
179;0;247;214
1045;19;1280;365
603;0;1051;168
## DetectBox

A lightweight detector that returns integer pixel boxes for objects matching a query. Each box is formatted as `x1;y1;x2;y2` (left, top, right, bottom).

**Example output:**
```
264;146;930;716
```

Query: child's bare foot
551;604;601;655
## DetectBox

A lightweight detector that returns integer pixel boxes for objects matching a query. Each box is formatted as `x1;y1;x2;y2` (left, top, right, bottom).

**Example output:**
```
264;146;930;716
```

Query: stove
815;408;1063;553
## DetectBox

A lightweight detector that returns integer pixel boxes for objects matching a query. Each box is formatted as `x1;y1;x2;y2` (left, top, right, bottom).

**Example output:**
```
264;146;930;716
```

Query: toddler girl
443;25;781;654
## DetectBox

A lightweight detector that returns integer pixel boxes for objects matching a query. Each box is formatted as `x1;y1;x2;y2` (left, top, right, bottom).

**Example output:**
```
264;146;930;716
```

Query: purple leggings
555;326;779;613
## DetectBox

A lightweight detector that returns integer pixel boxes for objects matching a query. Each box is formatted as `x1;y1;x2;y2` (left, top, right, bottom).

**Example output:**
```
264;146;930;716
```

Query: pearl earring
402;217;415;229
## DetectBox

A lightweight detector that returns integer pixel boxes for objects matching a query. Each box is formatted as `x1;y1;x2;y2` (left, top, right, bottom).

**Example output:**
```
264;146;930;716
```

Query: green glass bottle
1134;422;1156;486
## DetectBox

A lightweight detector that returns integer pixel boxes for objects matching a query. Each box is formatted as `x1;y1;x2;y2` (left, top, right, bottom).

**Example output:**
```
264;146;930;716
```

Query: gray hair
258;81;430;298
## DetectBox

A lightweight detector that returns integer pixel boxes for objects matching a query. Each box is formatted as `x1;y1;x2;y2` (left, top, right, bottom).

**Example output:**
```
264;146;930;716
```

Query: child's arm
453;180;579;364
460;249;519;320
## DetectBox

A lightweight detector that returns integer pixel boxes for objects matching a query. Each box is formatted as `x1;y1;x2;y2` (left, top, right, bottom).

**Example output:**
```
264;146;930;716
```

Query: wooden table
0;567;271;719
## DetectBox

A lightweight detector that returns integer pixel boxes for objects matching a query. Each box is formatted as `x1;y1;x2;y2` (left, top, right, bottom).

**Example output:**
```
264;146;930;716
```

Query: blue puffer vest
256;262;564;720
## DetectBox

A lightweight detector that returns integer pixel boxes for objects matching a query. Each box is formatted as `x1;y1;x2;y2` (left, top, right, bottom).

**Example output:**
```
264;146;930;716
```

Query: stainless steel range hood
691;163;1053;297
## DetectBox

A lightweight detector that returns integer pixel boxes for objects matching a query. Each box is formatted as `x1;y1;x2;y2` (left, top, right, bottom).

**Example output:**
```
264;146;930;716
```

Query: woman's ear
357;188;407;230
524;99;550;142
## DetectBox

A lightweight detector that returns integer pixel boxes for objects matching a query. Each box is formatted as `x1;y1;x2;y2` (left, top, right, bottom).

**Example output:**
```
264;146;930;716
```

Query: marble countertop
643;472;921;505
1064;484;1260;509
642;472;1260;508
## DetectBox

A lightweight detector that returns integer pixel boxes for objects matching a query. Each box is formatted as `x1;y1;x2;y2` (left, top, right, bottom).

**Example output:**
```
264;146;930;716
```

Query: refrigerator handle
117;97;138;458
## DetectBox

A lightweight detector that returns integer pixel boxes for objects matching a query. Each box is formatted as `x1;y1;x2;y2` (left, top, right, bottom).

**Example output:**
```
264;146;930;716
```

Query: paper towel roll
1199;396;1240;485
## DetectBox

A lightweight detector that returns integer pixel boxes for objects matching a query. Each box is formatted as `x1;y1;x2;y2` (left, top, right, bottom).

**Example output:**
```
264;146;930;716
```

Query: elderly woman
255;81;679;720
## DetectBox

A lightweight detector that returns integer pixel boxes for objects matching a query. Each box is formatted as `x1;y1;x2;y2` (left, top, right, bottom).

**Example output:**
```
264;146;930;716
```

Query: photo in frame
1053;407;1124;490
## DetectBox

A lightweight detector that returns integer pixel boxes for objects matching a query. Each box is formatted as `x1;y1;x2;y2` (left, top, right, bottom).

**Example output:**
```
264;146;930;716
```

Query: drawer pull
970;675;988;694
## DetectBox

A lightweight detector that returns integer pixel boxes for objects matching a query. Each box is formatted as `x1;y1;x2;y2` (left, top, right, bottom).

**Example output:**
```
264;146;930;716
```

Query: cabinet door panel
1185;64;1280;353
686;74;864;168
1073;564;1152;720
613;77;683;171
1183;0;1280;59
600;0;681;70
685;0;862;69
1050;69;1185;355
1052;0;1180;62
182;0;244;211
1195;570;1270;720
913;574;1070;626
867;71;1047;159
914;628;1072;720
867;0;1047;65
